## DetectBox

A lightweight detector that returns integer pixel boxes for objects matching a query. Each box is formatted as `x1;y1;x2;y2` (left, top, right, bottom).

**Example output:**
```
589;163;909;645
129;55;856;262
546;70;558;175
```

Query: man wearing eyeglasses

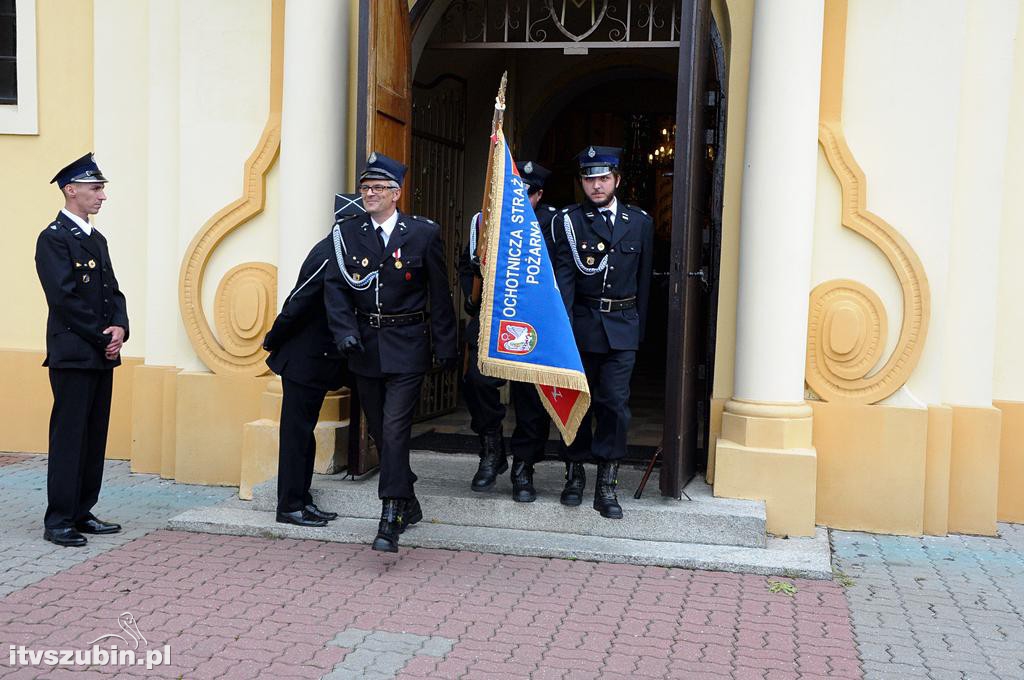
324;152;458;553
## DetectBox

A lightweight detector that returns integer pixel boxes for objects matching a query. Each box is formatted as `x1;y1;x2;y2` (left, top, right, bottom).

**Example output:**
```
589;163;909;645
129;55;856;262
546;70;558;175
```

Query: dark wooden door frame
661;0;712;498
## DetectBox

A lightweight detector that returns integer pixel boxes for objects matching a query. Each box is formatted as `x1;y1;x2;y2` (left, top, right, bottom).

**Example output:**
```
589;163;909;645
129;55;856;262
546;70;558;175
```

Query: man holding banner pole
475;73;593;514
461;161;559;501
552;146;654;519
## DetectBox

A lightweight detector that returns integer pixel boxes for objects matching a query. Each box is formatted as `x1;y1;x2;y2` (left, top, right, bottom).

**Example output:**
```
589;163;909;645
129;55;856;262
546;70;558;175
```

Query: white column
144;0;182;366
277;0;351;307
945;0;1019;407
732;0;825;406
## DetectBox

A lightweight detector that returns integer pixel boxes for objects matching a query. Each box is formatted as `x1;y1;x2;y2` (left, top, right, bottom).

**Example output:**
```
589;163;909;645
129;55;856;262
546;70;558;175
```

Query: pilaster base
948;405;1001;535
239;418;349;500
995;400;1024;523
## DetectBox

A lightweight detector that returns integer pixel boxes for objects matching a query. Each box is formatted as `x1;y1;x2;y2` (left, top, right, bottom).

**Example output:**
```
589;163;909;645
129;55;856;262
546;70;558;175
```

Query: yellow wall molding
947;405;1001;536
178;0;284;377
924;405;952;536
995;400;1024;523
807;0;931;404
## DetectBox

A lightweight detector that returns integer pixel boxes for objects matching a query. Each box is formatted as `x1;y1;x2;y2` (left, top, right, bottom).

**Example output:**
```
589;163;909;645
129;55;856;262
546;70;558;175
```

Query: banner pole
469;71;508;309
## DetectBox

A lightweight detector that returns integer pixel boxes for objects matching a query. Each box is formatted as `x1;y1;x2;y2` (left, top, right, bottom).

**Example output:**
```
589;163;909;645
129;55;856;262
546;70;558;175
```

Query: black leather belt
357;310;426;328
582;296;637;313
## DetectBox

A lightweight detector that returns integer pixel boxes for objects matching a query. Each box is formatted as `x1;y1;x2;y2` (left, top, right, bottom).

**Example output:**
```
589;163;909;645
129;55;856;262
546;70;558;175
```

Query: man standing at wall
553;146;654;519
35;153;129;547
264;228;350;528
324;152;458;553
460;161;558;502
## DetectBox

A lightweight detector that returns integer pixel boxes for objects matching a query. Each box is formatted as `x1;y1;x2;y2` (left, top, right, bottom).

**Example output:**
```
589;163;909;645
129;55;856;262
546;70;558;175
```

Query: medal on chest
393;247;403;269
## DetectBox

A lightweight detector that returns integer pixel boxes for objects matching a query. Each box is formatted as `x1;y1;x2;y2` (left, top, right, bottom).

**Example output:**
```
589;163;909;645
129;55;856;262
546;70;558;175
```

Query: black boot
401;496;423;534
510;460;536;503
371;499;403;552
594;462;623;519
560;462;586;506
471;430;507;492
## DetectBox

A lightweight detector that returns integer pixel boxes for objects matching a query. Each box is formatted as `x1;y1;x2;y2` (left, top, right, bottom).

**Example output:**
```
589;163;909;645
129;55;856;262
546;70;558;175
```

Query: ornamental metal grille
429;0;681;49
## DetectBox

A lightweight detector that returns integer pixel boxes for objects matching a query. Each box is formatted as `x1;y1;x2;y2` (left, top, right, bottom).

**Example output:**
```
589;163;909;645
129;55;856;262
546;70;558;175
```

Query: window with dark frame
0;0;16;106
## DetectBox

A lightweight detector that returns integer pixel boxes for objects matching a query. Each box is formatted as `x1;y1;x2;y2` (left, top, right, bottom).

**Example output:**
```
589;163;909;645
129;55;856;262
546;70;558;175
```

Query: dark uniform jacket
553;201;654;353
459;202;559;347
35;211;129;369
324;212;458;377
265;235;348;391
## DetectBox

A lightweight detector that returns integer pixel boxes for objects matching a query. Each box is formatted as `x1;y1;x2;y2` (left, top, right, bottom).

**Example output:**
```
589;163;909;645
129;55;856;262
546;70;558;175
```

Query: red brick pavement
0;530;862;679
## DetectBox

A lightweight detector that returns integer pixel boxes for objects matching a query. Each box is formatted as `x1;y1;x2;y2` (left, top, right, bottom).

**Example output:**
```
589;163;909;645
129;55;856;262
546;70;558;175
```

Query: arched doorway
360;0;726;496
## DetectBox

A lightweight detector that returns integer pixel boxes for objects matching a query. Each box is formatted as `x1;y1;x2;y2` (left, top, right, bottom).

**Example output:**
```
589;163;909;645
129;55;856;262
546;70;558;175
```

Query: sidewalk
0;455;1021;679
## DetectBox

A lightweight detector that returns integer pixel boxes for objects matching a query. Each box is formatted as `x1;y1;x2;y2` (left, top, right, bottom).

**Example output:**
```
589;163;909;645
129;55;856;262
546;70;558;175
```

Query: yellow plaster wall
924;405;953;536
714;439;817;537
811;401;927;536
173;372;272;486
0;349;141;459
130;365;180;474
995;400;1024;523
1;0;94;352
947;405;1001;536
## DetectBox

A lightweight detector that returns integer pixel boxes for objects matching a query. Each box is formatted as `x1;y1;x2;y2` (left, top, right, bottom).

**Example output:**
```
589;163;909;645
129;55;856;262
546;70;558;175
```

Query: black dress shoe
276;509;327;527
43;528;87;547
304;504;338;521
75;517;121;534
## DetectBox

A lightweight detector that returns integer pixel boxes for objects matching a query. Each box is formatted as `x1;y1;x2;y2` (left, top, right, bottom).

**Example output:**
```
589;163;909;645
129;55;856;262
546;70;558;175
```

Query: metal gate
410;74;467;420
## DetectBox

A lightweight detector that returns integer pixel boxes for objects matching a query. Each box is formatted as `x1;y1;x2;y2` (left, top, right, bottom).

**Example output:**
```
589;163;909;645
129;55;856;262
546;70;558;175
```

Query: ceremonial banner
477;128;590;444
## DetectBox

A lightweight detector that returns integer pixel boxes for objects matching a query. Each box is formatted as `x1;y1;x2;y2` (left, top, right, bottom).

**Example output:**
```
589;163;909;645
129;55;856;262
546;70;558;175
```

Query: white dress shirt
372;211;399;247
60;208;93;236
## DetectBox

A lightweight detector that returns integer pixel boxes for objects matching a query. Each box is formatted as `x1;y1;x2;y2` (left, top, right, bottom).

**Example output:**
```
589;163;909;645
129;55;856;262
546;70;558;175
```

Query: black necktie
376;225;386;251
600;209;613;233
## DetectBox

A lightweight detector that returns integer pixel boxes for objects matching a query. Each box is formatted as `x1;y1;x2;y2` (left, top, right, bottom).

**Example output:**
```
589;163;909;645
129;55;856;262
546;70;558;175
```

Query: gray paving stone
417;636;454;658
834;524;1024;680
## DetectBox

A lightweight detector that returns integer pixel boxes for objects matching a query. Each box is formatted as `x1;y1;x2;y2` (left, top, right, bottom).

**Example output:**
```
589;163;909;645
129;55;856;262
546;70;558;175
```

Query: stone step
167;506;831;579
252;452;767;549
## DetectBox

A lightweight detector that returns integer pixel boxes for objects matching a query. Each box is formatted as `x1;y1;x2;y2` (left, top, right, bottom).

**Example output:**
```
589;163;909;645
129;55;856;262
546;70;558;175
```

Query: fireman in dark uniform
35;153;129;547
553;146;654;519
264;231;350;528
324;152;458;552
460;161;558;502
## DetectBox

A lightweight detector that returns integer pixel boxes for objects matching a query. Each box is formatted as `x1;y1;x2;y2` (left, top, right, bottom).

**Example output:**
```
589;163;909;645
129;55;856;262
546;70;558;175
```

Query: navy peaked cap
50;152;108;189
575;145;622;177
359;152;407;186
515;161;551;189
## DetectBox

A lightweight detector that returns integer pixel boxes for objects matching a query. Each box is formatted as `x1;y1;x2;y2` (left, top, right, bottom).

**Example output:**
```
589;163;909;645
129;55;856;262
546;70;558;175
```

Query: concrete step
251;452;768;549
167;506;831;579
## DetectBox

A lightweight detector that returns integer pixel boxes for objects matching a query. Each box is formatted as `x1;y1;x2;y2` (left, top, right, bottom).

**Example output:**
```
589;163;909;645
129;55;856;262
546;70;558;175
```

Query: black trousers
563;349;636;463
356;372;424;499
44;368;113;530
462;343;551;465
276;378;328;513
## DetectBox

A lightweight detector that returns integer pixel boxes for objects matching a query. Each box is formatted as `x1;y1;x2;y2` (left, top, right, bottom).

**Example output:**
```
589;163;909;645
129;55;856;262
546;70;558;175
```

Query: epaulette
626;204;650;217
547;205;556;212
560;204;580;215
47;222;59;231
334;212;362;226
412;215;436;225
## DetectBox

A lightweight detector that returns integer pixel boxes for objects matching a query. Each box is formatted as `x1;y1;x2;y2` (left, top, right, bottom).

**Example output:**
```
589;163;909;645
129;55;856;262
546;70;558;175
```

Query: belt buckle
369;314;381;328
599;298;613;313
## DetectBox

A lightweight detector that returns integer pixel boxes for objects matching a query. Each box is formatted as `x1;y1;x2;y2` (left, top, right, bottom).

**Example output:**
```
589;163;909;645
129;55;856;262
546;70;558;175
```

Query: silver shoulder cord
332;223;377;290
562;213;608;276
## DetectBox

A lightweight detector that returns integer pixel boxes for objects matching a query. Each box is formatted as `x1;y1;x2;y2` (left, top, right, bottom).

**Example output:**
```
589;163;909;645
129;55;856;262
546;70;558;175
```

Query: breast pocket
73;262;100;287
618;241;641;255
347;252;376;280
400;255;424;283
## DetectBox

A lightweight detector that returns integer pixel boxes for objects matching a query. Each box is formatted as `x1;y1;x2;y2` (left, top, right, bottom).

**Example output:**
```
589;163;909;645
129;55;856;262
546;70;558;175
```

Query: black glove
463;297;481;317
438;356;459;372
339;335;364;356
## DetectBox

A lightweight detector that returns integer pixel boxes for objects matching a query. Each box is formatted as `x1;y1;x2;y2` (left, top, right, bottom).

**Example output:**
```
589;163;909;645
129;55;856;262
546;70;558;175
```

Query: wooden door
660;0;712;498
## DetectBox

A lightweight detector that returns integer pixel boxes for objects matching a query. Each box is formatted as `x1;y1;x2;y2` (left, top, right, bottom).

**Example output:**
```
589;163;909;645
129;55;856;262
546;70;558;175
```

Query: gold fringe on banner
476;128;591;445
